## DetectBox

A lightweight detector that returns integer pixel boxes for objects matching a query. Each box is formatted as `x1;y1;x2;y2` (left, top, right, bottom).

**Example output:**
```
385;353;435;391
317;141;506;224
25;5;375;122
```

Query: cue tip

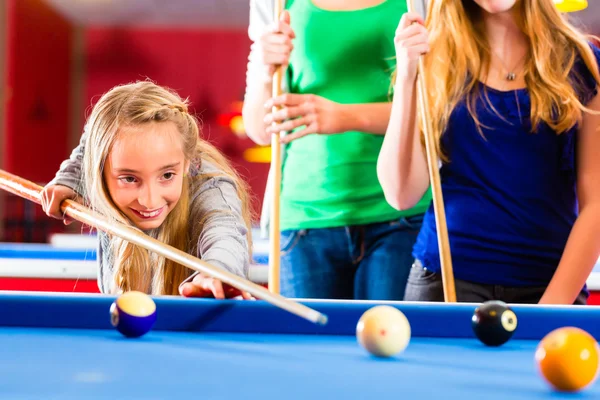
316;314;328;326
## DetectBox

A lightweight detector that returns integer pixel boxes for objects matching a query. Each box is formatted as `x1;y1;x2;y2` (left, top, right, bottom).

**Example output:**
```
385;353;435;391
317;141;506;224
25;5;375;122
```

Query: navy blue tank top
413;43;600;286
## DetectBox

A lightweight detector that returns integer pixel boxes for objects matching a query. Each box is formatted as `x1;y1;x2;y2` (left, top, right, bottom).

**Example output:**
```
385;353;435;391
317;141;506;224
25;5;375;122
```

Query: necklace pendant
506;72;516;81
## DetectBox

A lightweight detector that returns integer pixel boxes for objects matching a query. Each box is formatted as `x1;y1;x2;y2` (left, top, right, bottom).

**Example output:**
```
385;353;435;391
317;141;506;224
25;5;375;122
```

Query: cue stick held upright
407;0;457;302
268;0;285;294
0;169;328;325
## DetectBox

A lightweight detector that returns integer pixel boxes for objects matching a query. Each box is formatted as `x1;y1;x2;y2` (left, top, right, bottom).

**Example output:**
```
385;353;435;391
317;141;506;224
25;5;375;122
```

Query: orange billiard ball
535;327;600;392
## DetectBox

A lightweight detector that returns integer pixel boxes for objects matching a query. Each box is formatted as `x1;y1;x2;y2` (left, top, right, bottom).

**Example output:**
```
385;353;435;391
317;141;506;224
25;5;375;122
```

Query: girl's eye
119;176;137;184
162;172;175;180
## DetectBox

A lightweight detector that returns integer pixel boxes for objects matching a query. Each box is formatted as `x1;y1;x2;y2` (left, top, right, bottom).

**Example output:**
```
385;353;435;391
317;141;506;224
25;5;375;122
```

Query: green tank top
280;0;432;230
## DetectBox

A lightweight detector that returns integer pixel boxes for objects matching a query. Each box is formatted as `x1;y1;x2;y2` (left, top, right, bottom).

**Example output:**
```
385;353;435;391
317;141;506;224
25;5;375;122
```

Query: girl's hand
260;10;295;80
264;94;346;143
180;273;254;300
394;12;430;85
40;184;77;225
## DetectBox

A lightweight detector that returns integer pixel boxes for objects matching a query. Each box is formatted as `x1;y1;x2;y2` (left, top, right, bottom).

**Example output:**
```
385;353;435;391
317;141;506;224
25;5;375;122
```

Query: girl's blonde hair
418;0;600;159
81;81;253;295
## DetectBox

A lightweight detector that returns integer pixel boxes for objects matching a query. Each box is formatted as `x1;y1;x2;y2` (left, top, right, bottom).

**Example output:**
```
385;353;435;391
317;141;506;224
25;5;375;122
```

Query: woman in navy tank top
378;0;600;305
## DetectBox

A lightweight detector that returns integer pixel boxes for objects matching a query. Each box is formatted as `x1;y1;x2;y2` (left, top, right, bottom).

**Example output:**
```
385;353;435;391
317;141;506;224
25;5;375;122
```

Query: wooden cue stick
0;169;328;325
407;0;456;302
268;0;284;294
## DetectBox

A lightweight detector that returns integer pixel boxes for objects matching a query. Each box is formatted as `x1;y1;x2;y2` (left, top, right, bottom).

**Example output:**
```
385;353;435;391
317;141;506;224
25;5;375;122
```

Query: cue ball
356;305;411;358
110;291;157;338
535;327;600;392
471;300;517;346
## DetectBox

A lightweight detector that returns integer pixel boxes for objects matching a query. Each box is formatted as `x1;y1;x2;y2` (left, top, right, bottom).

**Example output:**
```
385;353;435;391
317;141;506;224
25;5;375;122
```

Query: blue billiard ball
110;291;157;338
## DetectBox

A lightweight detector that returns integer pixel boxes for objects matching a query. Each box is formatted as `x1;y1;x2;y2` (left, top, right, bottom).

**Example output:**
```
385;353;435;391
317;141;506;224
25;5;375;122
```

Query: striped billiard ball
110;291;157;338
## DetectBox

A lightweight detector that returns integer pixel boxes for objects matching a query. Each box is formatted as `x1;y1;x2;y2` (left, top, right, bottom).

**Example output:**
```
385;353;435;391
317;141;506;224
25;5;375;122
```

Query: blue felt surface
0;328;598;399
1;294;600;398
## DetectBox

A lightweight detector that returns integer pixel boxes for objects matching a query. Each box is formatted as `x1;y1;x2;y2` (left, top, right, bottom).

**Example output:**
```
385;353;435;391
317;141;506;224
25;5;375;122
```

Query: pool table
1;291;599;399
0;240;268;292
2;237;600;304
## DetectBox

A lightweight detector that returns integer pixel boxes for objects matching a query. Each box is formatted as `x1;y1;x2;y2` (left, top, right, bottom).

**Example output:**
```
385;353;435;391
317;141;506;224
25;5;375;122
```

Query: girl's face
472;0;518;13
104;122;189;231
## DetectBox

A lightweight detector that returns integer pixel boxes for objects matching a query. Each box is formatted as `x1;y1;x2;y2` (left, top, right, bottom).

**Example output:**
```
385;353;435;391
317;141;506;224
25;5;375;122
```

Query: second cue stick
407;0;457;302
268;0;285;294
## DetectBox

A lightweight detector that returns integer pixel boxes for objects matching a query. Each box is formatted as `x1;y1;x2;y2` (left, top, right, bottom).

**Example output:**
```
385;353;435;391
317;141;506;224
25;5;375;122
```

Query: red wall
4;0;72;183
84;28;269;218
1;12;270;241
1;0;73;242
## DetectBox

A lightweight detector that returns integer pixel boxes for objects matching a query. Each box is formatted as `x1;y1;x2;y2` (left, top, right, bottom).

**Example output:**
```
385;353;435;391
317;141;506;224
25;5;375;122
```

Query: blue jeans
279;215;423;300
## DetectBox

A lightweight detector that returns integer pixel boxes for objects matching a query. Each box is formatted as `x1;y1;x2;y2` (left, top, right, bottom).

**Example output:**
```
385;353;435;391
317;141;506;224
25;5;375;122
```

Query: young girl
41;81;254;299
242;0;430;301
378;0;600;304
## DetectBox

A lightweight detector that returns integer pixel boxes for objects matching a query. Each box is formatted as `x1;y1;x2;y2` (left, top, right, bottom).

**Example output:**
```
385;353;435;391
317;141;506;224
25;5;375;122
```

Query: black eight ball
471;300;518;346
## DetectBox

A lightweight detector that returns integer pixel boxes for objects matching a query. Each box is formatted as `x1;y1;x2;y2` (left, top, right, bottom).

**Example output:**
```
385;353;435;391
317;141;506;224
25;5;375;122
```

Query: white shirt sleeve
244;0;289;102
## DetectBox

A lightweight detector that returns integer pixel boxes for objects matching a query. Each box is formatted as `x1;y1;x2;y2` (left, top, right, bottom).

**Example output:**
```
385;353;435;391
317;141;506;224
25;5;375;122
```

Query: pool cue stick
268;0;285;294
0;169;328;325
407;0;456;302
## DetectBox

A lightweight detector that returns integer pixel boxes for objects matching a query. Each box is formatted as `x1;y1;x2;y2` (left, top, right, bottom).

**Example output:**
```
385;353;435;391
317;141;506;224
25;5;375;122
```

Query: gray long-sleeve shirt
49;132;250;294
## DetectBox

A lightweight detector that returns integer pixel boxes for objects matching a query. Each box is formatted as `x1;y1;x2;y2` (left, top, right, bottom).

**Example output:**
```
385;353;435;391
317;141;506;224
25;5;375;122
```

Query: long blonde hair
82;81;253;295
420;0;600;159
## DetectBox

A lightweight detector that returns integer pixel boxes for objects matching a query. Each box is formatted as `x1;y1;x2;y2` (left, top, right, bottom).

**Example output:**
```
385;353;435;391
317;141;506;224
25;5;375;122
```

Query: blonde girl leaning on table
41;81;254;300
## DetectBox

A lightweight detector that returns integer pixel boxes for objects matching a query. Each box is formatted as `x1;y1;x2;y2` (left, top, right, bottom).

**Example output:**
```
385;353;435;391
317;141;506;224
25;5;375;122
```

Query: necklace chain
490;48;527;81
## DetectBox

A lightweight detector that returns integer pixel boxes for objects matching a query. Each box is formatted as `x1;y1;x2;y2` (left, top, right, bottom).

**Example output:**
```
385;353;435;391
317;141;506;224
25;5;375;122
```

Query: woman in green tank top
243;0;431;300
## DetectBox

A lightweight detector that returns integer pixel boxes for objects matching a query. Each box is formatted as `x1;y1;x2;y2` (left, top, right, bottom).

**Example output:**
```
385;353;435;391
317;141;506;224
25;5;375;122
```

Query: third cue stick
268;0;285;294
407;0;456;302
0;169;328;325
